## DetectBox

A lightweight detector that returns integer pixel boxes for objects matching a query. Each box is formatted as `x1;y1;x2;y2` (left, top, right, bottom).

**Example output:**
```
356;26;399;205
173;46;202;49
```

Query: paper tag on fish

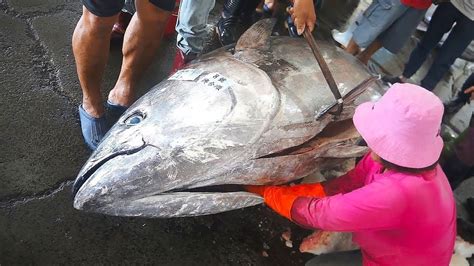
197;72;234;91
168;69;205;81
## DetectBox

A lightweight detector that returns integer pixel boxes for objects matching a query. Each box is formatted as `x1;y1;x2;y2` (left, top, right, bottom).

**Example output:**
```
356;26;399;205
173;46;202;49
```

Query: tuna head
72;19;384;218
72;62;269;217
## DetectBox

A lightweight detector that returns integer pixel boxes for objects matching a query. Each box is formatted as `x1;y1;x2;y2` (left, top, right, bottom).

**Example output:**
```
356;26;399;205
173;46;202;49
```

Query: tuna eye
125;113;144;125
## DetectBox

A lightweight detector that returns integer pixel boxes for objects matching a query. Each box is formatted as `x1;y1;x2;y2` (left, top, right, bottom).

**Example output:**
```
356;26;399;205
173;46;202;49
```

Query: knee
80;7;117;33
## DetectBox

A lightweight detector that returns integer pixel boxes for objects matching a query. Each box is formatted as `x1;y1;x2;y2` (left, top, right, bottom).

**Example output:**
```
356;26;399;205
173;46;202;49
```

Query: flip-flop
106;100;128;126
79;105;109;150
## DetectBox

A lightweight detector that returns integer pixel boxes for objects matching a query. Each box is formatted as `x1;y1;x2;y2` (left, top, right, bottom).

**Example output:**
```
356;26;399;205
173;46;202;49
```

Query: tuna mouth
170;184;247;193
76;189;264;218
74;181;264;218
72;142;147;196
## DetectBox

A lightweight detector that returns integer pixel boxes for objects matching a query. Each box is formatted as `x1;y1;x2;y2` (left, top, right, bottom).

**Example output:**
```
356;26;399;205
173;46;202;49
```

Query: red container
164;0;180;38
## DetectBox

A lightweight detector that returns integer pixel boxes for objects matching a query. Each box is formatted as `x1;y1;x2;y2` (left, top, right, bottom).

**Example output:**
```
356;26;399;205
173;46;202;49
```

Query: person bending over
247;83;456;266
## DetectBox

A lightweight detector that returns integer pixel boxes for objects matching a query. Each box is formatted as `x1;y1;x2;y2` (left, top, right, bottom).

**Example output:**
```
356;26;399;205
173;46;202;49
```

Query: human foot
79;105;109;150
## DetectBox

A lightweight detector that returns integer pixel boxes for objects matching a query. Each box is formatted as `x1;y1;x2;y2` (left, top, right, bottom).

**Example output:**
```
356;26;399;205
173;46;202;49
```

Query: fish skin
73;19;385;218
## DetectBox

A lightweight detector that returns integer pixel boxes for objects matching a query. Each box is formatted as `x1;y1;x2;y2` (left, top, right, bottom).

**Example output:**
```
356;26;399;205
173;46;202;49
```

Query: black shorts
82;0;175;17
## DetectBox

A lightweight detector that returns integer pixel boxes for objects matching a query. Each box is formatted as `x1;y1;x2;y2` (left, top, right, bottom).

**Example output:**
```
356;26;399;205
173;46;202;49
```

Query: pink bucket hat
353;83;444;168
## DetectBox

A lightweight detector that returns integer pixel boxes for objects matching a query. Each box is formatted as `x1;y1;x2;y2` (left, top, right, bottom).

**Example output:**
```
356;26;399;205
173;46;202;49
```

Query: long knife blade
303;28;343;116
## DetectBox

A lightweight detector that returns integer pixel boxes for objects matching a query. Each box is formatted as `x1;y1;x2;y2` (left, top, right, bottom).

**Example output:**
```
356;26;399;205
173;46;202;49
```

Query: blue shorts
82;0;175;17
353;0;426;53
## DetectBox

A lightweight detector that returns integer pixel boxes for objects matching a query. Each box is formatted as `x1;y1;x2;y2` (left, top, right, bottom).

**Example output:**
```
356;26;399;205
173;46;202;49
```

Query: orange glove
245;183;326;220
245;185;267;197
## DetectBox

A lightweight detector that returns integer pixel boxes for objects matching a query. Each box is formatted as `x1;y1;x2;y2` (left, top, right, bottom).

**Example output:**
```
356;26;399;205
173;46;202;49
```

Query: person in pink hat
246;83;456;266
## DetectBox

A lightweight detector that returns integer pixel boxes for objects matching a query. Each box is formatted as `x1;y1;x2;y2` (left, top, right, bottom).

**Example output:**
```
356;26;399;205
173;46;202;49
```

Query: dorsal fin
235;18;276;51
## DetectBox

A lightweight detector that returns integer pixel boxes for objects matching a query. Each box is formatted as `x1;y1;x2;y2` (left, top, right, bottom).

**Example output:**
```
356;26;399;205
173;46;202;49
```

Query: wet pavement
1;0;472;265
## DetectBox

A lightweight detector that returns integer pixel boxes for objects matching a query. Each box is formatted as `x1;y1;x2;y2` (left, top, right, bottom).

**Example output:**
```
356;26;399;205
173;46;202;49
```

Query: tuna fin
235;18;276;51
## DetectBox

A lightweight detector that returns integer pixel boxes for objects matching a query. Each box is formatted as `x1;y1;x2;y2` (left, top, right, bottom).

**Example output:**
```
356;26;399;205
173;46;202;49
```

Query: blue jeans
122;0;214;55
123;0;135;13
353;0;408;49
176;0;216;55
402;3;474;91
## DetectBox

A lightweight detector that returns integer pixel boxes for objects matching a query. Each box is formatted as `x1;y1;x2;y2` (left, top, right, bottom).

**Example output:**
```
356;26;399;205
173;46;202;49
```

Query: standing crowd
72;0;473;265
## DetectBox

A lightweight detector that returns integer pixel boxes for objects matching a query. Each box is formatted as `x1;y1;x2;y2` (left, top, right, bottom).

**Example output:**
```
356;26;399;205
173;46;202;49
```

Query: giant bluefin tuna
72;19;384;218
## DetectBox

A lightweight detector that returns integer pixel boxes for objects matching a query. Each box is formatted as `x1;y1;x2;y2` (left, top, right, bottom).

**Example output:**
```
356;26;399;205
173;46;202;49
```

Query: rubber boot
216;0;247;45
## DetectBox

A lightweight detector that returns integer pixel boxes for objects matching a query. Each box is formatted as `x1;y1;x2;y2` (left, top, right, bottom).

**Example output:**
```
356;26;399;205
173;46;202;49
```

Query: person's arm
245;152;376;219
291;179;407;231
289;0;316;35
322;152;376;195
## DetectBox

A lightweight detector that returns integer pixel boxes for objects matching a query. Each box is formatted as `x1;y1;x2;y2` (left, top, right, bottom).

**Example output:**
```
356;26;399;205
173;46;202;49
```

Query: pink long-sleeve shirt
291;153;456;266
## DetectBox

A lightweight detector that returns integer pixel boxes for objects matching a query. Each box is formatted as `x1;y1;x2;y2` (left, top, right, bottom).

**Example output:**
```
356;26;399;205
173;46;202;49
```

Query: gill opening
257;119;356;159
168;184;246;193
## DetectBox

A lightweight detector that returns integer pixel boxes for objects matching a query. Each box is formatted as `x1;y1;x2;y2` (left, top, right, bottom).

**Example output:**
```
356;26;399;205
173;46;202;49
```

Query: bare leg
345;38;361;55
73;7;118;117
108;0;170;107
357;40;382;65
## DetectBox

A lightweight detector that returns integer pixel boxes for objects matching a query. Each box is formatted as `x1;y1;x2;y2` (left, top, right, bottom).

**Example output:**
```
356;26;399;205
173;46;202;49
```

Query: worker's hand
245;183;326;198
245;183;326;220
245;185;297;219
289;0;316;35
464;86;474;100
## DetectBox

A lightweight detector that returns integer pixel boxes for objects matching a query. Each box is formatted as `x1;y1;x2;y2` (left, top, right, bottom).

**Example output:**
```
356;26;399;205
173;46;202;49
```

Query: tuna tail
235;18;276;51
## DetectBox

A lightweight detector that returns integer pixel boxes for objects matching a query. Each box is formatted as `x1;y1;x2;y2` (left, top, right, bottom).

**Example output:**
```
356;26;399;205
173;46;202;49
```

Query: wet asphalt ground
1;0;472;265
